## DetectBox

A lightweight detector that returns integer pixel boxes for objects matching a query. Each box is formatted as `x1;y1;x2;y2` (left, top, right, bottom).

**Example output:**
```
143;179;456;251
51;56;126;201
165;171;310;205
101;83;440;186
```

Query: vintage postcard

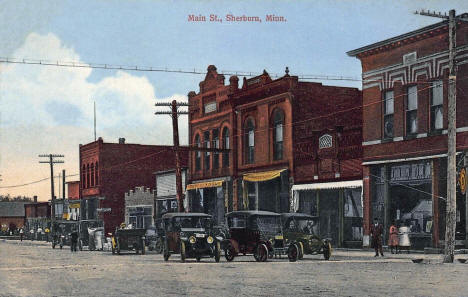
1;1;468;296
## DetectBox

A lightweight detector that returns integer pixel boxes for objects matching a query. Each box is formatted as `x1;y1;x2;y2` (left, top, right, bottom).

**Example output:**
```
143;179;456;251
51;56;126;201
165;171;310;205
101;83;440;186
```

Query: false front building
187;65;362;247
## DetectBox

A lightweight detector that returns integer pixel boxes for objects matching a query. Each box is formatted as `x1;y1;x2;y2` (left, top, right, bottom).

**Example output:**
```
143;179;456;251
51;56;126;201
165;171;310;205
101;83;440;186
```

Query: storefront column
338;189;344;247
383;165;390;242
233;178;239;211
363;166;371;247
432;159;440;248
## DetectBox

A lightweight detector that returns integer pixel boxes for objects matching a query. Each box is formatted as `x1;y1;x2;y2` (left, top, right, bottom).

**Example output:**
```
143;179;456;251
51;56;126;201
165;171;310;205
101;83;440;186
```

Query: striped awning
243;169;286;182
291;180;362;191
186;180;224;190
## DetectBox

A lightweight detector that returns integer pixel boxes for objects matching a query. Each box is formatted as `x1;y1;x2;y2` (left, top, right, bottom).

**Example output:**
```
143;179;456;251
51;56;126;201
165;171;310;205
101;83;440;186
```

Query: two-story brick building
79;137;188;233
348;14;468;248
187;65;362;246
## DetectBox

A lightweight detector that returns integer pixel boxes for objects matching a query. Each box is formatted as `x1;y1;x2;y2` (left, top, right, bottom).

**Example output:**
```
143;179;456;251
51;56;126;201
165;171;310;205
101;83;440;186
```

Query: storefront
241;169;290;213
186;178;232;225
291;180;363;248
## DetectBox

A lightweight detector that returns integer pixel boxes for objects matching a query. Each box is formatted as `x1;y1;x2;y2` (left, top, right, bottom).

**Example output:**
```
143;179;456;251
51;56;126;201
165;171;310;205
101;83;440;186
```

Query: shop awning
69;203;80;209
186;180;224;190
243;169;286;182
291;180;362;191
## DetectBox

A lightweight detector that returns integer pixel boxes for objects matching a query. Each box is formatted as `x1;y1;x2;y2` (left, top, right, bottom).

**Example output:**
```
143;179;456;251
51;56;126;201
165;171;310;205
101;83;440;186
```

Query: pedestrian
19;228;24;241
70;230;78;252
388;221;399;254
370;217;384;257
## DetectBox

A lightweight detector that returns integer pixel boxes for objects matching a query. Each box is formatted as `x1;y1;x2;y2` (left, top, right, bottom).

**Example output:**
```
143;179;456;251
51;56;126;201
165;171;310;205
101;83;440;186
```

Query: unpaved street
1;240;468;297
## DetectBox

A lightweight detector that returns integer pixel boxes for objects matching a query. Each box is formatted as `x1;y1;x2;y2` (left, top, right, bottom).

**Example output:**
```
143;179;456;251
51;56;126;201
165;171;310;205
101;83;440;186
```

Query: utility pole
155;101;189;212
62;169;66;199
415;9;468;263
39;154;64;238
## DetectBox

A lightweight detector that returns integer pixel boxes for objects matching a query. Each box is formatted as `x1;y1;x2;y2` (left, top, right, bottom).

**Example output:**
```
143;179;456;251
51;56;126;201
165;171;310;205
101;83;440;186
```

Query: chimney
229;76;239;92
33;196;37;203
118;138;125;144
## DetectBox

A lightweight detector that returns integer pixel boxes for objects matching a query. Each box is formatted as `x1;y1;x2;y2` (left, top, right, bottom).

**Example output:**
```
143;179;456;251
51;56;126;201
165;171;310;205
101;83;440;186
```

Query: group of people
370;218;411;257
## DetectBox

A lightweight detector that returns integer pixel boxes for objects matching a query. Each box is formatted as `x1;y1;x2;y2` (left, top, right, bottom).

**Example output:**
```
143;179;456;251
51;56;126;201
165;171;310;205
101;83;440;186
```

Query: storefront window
298;190;318;216
128;206;153;229
344;188;363;241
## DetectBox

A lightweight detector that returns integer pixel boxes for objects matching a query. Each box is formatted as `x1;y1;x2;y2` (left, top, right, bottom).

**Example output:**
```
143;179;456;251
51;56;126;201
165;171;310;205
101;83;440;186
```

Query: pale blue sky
1;0;467;199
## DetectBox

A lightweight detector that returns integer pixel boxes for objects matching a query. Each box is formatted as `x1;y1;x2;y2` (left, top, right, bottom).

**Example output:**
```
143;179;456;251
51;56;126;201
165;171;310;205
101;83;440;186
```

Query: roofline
347;19;447;57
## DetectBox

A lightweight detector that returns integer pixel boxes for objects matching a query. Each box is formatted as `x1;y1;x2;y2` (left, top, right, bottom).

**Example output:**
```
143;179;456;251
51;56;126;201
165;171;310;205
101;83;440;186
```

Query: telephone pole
155;101;189;212
39;154;64;238
415;9;468;263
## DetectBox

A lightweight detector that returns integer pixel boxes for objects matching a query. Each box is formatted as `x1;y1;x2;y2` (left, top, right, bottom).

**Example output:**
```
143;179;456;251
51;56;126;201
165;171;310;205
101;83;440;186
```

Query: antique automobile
162;213;221;262
146;219;165;253
111;227;146;255
224;211;299;262
281;213;332;260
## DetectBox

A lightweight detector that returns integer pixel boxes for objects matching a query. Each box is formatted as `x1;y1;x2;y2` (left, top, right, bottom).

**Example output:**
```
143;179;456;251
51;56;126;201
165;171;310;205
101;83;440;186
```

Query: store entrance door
320;190;340;247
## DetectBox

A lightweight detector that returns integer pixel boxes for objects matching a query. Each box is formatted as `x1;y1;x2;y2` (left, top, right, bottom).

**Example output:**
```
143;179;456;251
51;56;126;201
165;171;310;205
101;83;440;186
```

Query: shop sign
97;208;111;213
390;162;431;183
459;168;466;195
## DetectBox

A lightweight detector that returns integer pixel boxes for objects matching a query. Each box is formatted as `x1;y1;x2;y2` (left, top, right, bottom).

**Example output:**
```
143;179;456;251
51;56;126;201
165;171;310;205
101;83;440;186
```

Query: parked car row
158;210;332;263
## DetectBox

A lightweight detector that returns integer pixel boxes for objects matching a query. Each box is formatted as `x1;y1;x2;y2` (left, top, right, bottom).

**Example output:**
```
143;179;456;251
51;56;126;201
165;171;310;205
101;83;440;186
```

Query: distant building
155;169;187;219
24;199;51;237
124;187;155;229
0;201;27;232
79;137;188;233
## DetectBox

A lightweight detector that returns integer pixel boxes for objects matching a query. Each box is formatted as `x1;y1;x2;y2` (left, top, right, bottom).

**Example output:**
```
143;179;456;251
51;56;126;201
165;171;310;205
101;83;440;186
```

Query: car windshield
252;216;281;233
173;216;212;231
227;216;247;228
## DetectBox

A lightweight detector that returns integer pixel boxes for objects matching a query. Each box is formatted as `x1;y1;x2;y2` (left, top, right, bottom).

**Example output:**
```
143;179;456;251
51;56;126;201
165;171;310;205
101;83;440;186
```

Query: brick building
0;202;26;232
80;137;188;233
24;200;51;239
348;14;468;248
66;181;80;221
187;65;362;246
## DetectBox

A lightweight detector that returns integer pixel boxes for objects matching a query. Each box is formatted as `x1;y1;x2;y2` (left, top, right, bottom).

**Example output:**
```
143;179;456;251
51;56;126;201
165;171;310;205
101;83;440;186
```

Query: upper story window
204;102;217;114
222;127;230;167
204;131;211;170
431;80;443;131
82;165;86;189
406;86;418;135
319;134;333;149
273;110;284;160
90;163;95;187
195;134;201;171
212;129;219;170
95;162;99;185
245;119;255;164
86;164;90;189
383;90;394;139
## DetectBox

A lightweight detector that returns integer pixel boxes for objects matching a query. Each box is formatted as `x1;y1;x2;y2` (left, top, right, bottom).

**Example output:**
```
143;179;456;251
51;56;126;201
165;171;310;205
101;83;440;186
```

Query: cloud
0;32;188;200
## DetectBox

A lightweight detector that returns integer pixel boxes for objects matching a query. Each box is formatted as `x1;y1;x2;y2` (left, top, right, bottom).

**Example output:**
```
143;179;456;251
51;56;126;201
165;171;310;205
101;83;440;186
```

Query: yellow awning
243;169;286;182
69;203;80;209
186;180;224;190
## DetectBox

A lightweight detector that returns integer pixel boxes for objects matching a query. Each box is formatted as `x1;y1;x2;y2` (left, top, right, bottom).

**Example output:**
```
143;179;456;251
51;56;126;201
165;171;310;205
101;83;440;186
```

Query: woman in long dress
388;221;399;254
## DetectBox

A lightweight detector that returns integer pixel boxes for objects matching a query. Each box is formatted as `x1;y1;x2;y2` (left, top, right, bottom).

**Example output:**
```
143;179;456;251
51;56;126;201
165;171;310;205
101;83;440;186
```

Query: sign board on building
97;208;111;213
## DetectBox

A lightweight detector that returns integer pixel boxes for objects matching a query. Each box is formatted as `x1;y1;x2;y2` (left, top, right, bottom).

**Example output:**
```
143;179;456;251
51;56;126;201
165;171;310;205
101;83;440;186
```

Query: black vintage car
162;213;221;262
224;211;298;262
111;228;146;255
281;213;332;260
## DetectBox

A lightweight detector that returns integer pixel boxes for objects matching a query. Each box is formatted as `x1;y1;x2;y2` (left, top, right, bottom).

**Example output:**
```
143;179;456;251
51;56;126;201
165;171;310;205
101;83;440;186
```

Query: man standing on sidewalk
370;218;384;257
19;228;24;241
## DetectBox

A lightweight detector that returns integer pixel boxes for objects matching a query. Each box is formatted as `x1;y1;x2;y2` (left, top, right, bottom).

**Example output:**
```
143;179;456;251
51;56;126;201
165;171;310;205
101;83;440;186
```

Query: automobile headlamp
207;236;214;244
269;238;274;244
189;236;196;244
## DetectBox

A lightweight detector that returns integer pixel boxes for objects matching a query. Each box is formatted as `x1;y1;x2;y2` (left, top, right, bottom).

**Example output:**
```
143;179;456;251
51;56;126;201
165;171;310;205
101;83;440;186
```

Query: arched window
195;134;201;171
86;164;90;189
245;119;255;164
204;131;211;171
95;162;99;185
90;163;95;187
273;110;284;160
222;127;230;167
212;129;219;169
82;165;86;189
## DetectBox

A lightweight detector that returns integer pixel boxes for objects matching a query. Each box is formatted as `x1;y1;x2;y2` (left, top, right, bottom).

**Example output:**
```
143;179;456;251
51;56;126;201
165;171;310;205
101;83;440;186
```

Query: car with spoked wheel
161;213;221;262
223;211;298;262
281;213;332;260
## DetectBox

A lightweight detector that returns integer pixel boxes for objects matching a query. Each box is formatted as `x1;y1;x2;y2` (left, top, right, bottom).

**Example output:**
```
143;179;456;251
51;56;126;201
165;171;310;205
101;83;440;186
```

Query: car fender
225;238;239;253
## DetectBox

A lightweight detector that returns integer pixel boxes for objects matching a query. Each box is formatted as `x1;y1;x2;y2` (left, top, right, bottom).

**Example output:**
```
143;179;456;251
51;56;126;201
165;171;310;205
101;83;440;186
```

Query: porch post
363;166;371;247
432;159;440;248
